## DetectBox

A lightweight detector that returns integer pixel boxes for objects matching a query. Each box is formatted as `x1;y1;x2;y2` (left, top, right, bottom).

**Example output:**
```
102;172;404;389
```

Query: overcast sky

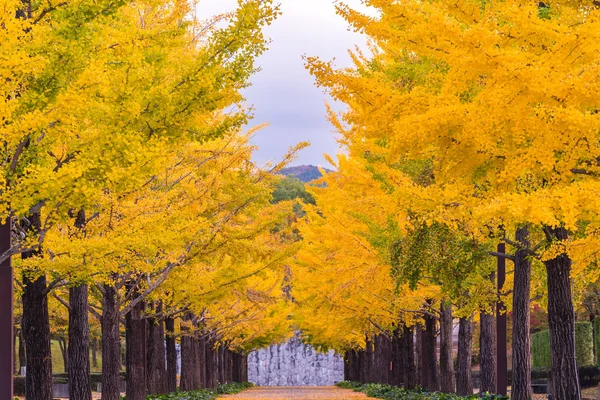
197;0;373;168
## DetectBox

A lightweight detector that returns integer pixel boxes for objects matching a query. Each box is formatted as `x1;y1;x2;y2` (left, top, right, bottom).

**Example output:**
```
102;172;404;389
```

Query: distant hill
279;165;331;183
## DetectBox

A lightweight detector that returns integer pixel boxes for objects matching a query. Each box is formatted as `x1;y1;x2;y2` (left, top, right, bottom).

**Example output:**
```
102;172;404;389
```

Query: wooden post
0;219;13;399
496;243;508;395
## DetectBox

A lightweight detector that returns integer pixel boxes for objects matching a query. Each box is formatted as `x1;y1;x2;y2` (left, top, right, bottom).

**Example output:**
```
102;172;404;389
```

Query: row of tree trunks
343;327;417;389
180;322;247;391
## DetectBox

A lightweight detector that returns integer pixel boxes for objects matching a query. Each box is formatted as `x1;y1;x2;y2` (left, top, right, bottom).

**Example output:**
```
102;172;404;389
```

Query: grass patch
336;381;509;400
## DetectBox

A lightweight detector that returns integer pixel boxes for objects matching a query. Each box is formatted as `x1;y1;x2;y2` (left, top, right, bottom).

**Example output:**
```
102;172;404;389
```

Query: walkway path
220;386;373;399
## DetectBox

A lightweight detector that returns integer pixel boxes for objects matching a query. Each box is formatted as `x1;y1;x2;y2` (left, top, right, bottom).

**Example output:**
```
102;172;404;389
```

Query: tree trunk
22;274;53;400
439;301;455;393
68;284;92;400
403;325;417;389
421;310;439;391
198;332;207;388
456;315;473;396
415;324;422;386
102;284;122;400
180;315;195;391
19;327;26;374
512;227;532;400
147;304;167;394
544;226;581;400
479;309;497;394
194;334;202;389
165;317;178;393
125;289;147;400
91;337;98;369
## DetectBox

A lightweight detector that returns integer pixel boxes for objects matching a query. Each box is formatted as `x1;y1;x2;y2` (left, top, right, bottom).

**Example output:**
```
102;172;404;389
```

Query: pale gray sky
197;0;373;168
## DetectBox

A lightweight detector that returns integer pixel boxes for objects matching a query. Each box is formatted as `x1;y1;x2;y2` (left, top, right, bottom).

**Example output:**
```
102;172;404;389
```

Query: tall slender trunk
22;212;53;400
391;329;403;386
206;336;218;389
479;309;497;394
147;303;167;394
439;301;455;393
101;284;122;400
165;317;177;393
22;274;53;400
456;315;473;396
68;284;92;400
415;324;422;386
544;226;580;400
19;327;26;374
403;325;417;389
512;227;532;400
193;332;202;389
125;288;147;400
180;314;195;391
421;310;439;391
198;332;207;388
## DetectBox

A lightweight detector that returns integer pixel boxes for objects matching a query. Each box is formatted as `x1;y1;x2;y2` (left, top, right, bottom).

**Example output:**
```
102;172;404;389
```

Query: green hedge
532;321;594;368
336;381;508;400
146;382;254;400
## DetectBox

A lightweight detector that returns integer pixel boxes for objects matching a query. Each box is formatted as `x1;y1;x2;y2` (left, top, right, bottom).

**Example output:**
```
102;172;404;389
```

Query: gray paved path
220;386;373;399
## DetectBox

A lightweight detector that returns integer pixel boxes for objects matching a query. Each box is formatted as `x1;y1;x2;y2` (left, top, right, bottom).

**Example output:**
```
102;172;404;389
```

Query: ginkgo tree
2;0;281;398
305;0;600;398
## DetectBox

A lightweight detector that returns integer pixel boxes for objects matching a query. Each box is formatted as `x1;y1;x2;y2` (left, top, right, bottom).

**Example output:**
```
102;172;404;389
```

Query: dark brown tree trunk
102;284;122;400
193;334;202;389
439;301;455;393
415;324;422;386
19;327;26;374
125;290;147;400
22;212;52;400
68;284;92;400
403;325;417;389
198;333;207;388
544;226;581;400
390;329;402;386
206;337;218;389
456;315;473;396
22;274;53;400
180;315;195;391
479;309;497;394
165;317;177;393
512;227;532;400
147;304;167;394
421;310;439;391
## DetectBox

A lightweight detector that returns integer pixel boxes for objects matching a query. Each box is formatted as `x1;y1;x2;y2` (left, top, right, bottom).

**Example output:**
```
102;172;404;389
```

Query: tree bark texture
544;226;581;400
22;274;53;400
68;284;92;400
479;309;497;394
180;314;195;391
102;284;122;400
403;325;417;389
512;227;532;400
439;301;455;393
165;317;178;393
125;290;147;400
147;304;167;394
456;315;473;396
421;311;439;391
